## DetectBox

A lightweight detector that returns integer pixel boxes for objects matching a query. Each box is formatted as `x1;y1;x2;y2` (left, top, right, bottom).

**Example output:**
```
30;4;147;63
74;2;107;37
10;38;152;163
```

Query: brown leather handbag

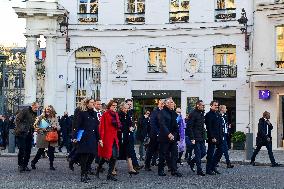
45;131;58;142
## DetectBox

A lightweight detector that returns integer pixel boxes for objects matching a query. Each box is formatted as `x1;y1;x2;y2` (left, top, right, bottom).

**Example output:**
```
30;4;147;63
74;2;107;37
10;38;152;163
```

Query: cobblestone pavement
0;156;283;189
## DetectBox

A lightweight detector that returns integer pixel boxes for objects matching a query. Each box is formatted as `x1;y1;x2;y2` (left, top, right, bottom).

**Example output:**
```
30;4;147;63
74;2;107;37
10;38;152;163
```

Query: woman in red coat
97;100;120;181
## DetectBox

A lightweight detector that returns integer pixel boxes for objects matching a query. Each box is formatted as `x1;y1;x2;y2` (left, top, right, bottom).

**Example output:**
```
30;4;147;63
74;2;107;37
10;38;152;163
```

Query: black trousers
32;145;55;166
80;153;91;175
145;137;159;167
98;158;116;175
158;141;178;173
86;154;95;170
192;141;206;173
251;141;276;164
17;134;33;167
206;142;223;172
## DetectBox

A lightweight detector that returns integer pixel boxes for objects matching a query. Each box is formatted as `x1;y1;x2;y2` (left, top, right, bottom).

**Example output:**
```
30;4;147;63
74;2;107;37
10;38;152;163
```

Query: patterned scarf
108;110;121;129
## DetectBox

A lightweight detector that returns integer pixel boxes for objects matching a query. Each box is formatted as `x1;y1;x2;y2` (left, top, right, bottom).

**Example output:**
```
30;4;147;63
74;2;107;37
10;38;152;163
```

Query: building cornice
13;7;66;18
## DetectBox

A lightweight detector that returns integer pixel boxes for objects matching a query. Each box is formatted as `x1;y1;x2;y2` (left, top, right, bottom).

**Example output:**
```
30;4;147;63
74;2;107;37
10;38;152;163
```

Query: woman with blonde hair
31;105;60;170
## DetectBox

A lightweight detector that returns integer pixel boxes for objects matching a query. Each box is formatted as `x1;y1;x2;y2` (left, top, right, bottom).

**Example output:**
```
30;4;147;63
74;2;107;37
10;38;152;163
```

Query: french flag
35;50;46;60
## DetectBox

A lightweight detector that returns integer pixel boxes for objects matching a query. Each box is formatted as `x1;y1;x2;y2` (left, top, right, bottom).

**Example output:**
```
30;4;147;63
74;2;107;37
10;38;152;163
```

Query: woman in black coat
73;98;99;183
118;102;139;176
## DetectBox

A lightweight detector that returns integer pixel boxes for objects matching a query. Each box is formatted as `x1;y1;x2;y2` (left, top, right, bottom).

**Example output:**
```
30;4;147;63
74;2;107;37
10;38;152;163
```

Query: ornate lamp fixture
238;8;249;51
59;13;70;52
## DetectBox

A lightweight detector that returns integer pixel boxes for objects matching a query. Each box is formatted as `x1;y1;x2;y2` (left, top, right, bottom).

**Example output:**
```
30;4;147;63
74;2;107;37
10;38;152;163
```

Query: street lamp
59;13;70;52
238;8;249;51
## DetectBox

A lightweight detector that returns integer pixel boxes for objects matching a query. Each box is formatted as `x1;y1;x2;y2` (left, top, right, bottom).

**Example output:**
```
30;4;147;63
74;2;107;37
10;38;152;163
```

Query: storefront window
214;45;236;66
276;26;284;68
78;0;98;23
169;0;190;23
148;48;167;73
215;0;236;22
125;0;145;24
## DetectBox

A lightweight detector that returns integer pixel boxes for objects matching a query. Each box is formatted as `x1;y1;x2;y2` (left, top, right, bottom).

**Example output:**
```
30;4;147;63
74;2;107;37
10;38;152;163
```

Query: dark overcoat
75;109;99;155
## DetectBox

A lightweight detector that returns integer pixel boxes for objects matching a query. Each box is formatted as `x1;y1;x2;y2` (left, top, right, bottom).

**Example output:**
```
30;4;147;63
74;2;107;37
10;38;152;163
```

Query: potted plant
232;131;246;150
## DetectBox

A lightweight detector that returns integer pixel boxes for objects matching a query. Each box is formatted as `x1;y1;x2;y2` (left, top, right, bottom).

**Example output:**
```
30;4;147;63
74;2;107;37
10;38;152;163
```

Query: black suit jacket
186;109;206;142
205;110;223;144
256;118;273;146
158;106;179;143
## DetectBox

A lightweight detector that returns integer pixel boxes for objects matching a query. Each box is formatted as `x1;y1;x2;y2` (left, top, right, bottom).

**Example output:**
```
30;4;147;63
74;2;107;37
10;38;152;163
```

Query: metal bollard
8;129;15;153
245;133;253;160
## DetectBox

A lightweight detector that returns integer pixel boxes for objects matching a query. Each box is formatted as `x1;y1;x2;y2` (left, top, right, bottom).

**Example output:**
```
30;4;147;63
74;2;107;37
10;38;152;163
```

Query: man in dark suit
144;99;165;171
186;100;207;176
158;98;182;177
250;111;280;167
205;100;223;175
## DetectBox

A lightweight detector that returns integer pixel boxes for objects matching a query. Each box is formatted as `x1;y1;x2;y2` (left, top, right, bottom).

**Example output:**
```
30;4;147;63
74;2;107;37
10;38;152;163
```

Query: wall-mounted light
59;13;70;52
238;8;249;51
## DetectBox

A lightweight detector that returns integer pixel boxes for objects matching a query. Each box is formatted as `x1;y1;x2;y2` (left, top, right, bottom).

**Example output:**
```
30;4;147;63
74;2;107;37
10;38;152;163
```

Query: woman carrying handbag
31;105;60;170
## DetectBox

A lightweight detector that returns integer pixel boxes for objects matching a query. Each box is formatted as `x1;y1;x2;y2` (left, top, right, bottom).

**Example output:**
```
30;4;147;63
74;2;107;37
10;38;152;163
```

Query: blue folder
39;119;49;129
76;130;84;141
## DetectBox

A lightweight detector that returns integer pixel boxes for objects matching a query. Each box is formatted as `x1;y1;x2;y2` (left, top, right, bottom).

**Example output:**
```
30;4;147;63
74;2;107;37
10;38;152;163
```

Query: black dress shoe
129;171;139;177
171;171;182;177
271;163;281;167
206;171;216;175
88;169;95;175
227;163;234;168
197;171;205;176
213;169;221;174
31;162;36;170
158;171;166;176
50;166;56;171
107;174;118;181
250;161;256;166
18;166;25;173
24;166;31;171
69;161;74;171
189;161;196;172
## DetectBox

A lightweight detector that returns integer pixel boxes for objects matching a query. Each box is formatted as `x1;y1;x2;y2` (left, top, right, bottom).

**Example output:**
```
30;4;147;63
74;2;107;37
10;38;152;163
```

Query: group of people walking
13;97;281;183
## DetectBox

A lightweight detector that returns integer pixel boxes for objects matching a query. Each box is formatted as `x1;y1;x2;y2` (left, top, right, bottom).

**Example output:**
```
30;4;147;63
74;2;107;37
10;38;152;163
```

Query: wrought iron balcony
275;61;284;68
125;12;145;24
212;65;237;78
215;8;236;22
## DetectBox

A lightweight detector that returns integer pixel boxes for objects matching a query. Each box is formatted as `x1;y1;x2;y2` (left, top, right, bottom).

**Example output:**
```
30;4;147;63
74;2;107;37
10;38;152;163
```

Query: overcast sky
0;0;26;47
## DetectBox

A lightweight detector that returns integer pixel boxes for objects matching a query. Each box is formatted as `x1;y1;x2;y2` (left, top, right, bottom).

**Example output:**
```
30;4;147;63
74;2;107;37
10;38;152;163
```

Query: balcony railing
125;12;145;24
212;65;237;78
215;8;236;22
275;61;284;68
78;13;98;23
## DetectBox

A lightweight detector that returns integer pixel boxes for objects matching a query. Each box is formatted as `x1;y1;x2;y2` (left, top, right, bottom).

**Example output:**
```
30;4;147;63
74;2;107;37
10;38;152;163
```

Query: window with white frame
148;48;167;73
169;0;190;23
125;0;145;24
78;0;98;23
215;0;236;22
276;26;284;68
214;45;236;66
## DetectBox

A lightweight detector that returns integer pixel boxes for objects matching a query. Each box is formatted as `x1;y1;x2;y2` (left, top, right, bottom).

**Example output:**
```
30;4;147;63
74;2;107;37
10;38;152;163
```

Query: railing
215;8;236;22
169;11;189;23
125;12;145;24
275;61;284;68
77;13;98;23
212;65;237;78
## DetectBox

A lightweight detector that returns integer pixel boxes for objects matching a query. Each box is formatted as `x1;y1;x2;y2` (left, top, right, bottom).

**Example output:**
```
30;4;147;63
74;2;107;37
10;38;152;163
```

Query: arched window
78;0;98;23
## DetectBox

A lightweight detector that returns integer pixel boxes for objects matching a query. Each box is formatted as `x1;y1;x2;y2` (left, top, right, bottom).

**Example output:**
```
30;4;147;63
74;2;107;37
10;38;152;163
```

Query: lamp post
238;8;249;51
0;54;7;115
59;13;70;52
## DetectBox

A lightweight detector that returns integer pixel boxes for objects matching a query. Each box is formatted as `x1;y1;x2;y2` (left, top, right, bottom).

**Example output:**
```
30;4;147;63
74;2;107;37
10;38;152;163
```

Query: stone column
44;35;57;107
24;35;37;104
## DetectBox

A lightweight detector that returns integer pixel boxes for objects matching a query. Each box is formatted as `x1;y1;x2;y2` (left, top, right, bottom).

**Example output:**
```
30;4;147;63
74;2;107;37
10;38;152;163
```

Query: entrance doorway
132;90;181;120
213;90;236;132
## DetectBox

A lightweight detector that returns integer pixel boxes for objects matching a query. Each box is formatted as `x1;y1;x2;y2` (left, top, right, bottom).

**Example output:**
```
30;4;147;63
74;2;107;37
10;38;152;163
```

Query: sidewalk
1;147;284;165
